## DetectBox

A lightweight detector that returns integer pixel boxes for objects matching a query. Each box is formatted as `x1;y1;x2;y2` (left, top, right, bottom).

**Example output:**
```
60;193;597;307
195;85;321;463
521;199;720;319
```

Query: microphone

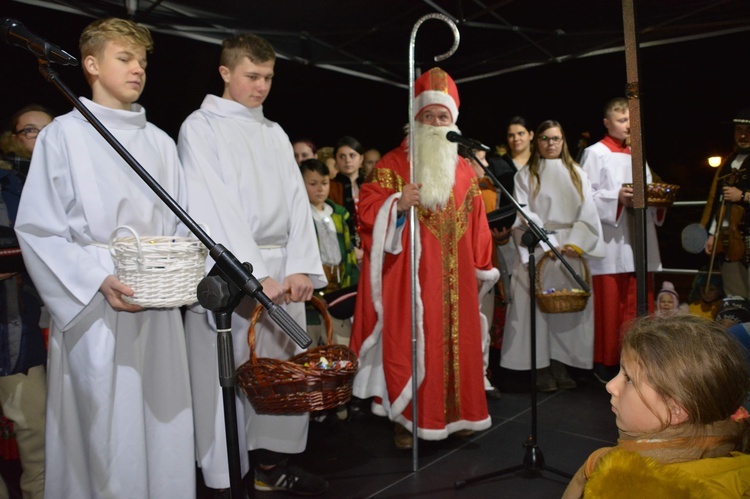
2;18;78;66
446;131;491;152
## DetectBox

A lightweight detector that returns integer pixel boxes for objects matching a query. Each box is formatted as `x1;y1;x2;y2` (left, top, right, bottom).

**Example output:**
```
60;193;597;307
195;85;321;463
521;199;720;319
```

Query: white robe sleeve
178;114;270;280
566;168;605;259
511;168;559;264
581;149;621;227
15;127;111;330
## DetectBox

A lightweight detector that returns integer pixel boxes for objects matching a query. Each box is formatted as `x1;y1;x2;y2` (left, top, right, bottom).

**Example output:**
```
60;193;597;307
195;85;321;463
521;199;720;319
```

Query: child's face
658;294;676;311
220;57;274;109
303;170;330;209
606;355;671;435
335;146;363;178
701;285;721;303
86;40;147;110
604;109;630;143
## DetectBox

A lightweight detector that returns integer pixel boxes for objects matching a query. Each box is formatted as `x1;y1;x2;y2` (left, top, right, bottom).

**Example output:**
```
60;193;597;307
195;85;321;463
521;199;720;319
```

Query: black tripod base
454;437;572;489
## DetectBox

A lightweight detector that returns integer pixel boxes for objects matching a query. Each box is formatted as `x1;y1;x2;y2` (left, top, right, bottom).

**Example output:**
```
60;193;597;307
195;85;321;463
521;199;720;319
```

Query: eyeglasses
539;135;563;144
418;111;452;126
13;127;42;139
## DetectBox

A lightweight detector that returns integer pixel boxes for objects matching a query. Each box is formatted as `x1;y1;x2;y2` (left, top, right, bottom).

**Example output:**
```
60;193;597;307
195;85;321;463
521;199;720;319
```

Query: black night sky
4;2;749;288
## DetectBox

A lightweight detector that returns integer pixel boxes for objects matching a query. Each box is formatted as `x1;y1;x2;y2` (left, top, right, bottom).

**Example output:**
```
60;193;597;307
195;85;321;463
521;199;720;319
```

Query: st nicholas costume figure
349;68;499;447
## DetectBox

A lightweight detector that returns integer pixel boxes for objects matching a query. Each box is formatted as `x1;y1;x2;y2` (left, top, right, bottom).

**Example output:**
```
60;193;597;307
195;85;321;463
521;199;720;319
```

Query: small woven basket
535;250;591;314
109;225;208;308
237;296;358;415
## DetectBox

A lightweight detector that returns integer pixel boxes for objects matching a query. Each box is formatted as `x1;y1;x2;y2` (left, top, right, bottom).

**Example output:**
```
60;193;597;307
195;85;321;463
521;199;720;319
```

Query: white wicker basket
109;225;208;308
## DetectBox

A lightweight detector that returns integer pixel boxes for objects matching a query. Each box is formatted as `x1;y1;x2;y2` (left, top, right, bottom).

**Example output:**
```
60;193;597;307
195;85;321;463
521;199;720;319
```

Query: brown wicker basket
621;183;680;207
535;250;591;314
236;296;358;414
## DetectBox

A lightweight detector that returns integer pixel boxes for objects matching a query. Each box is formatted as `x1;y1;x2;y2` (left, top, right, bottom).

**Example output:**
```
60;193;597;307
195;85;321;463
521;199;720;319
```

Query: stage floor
0;367;616;498
200;367;617;498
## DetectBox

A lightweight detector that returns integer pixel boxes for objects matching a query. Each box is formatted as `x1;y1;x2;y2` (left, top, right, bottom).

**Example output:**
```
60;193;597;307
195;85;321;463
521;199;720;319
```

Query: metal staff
407;13;459;472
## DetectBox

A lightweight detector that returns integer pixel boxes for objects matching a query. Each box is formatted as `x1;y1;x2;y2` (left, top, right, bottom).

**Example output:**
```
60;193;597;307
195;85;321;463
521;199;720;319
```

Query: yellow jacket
582;447;750;498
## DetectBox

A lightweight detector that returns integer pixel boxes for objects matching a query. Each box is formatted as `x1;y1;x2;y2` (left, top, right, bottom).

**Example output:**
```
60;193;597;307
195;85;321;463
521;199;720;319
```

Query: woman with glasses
0;103;54;498
1;105;54;222
500;119;605;393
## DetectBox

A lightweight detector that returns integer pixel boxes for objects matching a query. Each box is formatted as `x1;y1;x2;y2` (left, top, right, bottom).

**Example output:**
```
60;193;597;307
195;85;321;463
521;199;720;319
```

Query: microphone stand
29;58;311;498
455;150;586;489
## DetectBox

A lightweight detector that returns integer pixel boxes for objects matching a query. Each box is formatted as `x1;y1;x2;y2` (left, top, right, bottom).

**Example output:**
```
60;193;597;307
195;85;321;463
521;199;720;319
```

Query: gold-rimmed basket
535;250;591;314
236;296;358;414
622;183;680;207
109;225;207;308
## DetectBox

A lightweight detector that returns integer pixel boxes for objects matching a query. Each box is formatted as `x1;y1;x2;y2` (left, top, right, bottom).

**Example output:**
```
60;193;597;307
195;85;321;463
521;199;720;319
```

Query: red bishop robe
350;140;498;439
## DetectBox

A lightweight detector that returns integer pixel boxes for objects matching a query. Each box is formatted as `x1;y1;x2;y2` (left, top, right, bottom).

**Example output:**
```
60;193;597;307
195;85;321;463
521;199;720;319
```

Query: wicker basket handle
109;225;143;260
535;249;590;295
108;224;209;260
247;295;332;363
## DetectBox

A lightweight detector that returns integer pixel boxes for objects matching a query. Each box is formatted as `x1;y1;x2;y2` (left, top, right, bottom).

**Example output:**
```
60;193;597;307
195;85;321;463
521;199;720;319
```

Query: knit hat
414;67;460;122
715;296;750;326
657;281;679;303
733;107;750;125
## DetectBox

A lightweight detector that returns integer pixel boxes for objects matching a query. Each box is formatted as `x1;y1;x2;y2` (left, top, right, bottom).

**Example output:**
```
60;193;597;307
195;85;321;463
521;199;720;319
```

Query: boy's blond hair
604;97;629;119
79;18;153;81
220;33;275;71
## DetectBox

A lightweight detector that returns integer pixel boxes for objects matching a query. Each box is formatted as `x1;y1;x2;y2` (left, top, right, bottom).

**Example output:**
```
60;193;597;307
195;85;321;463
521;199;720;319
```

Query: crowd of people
1;16;749;498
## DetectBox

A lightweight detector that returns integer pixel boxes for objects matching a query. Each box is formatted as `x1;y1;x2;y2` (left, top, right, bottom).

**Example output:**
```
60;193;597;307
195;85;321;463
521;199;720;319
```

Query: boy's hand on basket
560;247;580;258
100;275;143;312
260;277;286;304
284;274;313;303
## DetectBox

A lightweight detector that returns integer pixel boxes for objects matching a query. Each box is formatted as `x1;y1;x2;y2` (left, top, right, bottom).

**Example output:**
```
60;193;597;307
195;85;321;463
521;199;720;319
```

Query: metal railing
657;199;706;275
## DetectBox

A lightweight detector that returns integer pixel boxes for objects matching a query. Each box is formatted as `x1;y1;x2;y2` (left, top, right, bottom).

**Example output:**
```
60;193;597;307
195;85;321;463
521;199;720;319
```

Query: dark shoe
485;387;503;400
347;396;370;421
593;363;619;384
536;367;558;392
550;360;577;390
452;429;476;438
394;423;413;450
254;462;328;496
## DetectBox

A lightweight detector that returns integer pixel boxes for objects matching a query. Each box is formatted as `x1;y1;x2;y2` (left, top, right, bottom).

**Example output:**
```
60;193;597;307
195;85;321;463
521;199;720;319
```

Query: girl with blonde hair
501;119;604;392
564;314;750;497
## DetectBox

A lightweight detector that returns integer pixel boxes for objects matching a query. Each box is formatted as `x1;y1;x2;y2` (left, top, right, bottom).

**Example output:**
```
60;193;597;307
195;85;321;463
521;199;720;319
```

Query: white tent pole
407;13;459;473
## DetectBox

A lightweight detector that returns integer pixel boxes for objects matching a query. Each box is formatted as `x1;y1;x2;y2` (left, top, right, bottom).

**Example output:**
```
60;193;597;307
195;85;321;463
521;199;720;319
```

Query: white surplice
178;95;325;488
14;98;195;499
501;159;605;370
579;141;663;275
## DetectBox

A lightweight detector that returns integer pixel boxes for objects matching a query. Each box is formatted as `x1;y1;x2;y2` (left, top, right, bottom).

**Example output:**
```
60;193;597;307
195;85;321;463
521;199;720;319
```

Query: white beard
413;121;460;211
